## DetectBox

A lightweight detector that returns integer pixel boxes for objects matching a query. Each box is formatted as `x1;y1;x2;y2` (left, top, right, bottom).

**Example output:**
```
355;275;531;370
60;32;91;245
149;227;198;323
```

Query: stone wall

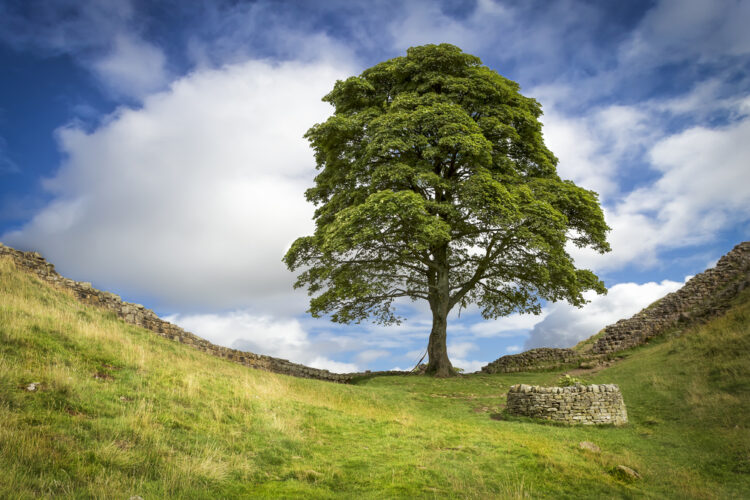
591;241;750;354
480;348;582;374
0;242;407;384
506;383;627;425
481;241;750;372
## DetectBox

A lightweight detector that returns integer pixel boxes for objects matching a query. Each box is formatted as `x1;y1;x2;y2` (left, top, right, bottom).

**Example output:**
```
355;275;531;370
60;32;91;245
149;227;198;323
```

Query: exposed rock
592;241;750;354
25;382;40;392
481;347;584;374
482;241;750;372
578;441;601;453
612;465;641;481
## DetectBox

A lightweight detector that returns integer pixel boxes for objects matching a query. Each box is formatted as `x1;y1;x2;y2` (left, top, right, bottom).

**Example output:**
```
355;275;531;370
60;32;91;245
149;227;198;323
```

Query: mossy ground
1;257;748;498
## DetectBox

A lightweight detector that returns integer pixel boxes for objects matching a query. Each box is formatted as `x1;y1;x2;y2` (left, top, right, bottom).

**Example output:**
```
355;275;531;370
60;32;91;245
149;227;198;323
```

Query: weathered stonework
591;241;750;354
481;241;750;372
506;383;627;425
480;348;583;374
0;242;407;384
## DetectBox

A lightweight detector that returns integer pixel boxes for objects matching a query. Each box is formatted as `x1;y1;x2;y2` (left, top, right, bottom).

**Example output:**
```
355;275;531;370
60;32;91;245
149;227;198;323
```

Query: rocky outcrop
482;241;750;372
0;243;407;383
591;241;750;353
480;348;582;374
506;383;627;425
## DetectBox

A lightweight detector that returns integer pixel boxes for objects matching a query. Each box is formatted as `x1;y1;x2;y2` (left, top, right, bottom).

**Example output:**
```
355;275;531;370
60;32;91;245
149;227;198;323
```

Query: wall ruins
480;348;583;374
481;241;750;372
506;383;627;425
0;242;406;383
591;241;750;353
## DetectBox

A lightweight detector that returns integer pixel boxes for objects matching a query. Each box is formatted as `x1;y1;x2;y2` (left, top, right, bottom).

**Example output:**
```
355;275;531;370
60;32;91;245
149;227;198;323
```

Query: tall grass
1;256;748;498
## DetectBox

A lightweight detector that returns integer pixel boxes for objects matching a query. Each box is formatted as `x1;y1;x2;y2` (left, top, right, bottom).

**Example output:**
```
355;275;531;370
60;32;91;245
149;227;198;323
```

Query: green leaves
284;43;610;327
325;190;451;251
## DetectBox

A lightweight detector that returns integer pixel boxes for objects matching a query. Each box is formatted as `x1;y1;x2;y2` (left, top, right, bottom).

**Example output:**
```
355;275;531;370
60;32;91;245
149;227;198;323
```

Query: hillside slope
1;256;749;498
481;241;750;374
0;242;400;383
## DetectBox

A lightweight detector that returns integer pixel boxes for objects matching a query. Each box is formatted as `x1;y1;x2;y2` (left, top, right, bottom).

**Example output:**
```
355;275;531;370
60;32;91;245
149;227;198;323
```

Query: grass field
1;256;749;498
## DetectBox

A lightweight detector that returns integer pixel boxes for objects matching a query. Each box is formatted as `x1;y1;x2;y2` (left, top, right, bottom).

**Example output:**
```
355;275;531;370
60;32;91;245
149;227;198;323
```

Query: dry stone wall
591;241;750;354
0;243;407;383
480;348;582;374
506;383;627;425
481;241;750;372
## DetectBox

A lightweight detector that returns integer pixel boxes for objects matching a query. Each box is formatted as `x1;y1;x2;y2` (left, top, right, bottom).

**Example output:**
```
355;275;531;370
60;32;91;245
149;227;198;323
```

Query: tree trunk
425;308;454;377
425;244;455;377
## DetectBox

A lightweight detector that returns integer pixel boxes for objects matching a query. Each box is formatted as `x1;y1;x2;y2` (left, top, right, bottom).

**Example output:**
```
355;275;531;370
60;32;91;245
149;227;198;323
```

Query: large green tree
284;44;610;377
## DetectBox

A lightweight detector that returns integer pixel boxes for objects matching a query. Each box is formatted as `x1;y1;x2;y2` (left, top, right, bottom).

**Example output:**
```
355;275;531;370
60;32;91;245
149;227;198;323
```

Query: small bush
558;374;584;387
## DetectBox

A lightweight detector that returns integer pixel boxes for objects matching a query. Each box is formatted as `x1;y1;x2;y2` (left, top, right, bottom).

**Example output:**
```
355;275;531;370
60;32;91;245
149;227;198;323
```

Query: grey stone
613;465;641;481
579;441;600;453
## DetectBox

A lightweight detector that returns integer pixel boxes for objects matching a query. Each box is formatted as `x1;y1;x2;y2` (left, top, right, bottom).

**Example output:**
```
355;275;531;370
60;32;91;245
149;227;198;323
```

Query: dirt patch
566;359;619;376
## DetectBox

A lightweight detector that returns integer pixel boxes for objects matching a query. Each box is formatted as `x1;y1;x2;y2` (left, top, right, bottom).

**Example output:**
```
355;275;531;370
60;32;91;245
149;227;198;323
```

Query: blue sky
1;0;749;372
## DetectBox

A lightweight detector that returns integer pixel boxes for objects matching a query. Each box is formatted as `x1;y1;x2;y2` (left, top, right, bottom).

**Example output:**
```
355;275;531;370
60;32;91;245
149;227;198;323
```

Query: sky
1;0;749;373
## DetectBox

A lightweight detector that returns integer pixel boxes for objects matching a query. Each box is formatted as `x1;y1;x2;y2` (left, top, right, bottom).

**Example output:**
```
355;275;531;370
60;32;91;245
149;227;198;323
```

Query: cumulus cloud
622;0;750;64
448;341;478;359
355;349;391;365
532;82;659;196
166;310;359;373
468;312;546;338
450;359;488;374
0;0;165;100
4;0;748;372
2;57;354;312
572;110;750;271
0;0;134;54
92;34;169;100
524;278;685;349
388;0;512;54
445;341;488;373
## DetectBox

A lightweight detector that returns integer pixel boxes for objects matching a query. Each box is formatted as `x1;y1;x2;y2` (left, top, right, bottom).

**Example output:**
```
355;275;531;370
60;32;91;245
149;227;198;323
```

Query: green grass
1;256;749;498
572;328;606;353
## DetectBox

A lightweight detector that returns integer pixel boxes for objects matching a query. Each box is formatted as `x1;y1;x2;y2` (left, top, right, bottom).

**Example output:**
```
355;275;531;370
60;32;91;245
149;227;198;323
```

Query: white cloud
388;0;512;54
0;0;134;54
0;0;168;100
306;357;359;373
450;358;488;374
524;278;685;349
573;113;750;271
622;0;750;64
166;310;358;373
355;349;391;364
385;0;603;84
650;79;750;119
505;345;522;354
4;0;748;375
3;57;354;313
468;312;546;338
534;88;655;199
448;341;478;359
92;34;169;100
446;342;489;373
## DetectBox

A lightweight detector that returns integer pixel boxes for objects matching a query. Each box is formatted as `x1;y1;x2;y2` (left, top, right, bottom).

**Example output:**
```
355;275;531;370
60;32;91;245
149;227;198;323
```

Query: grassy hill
1;256;749;499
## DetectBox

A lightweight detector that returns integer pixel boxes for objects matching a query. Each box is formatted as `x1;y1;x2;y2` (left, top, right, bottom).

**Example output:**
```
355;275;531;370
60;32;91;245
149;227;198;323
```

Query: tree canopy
284;44;610;376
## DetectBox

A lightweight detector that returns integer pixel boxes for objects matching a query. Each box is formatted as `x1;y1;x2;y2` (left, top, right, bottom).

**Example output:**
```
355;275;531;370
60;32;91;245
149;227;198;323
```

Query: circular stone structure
506;383;627;425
